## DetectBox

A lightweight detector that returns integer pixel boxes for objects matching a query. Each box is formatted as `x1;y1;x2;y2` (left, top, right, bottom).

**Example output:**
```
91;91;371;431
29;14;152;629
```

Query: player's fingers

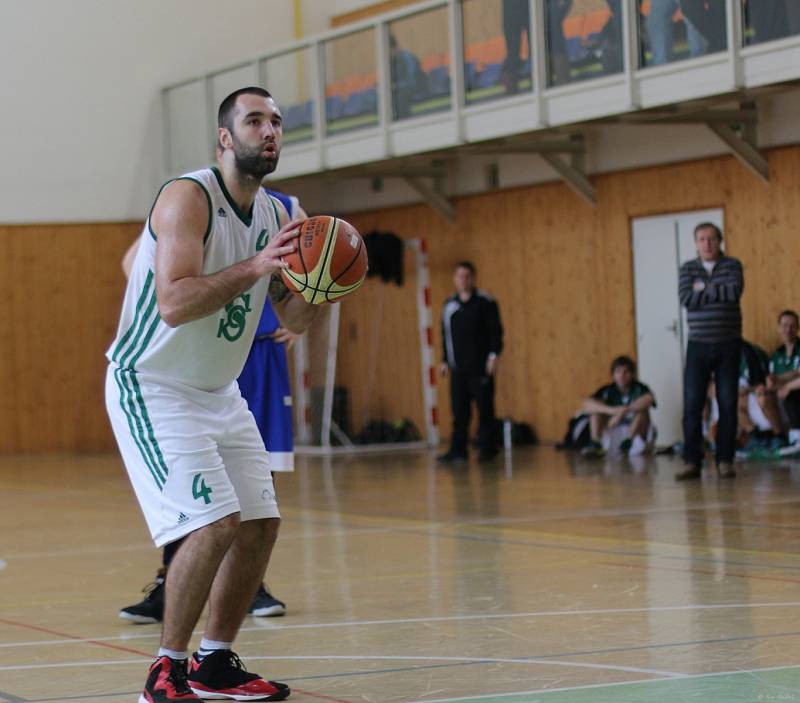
276;221;302;238
273;243;296;257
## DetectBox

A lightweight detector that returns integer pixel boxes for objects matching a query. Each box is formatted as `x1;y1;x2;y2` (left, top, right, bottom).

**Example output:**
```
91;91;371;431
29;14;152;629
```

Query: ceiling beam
707;122;769;183
404;177;456;224
540;152;597;207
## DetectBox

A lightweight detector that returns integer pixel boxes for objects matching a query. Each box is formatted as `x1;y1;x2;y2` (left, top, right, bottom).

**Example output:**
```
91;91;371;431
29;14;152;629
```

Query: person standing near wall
676;223;744;481
438;261;504;464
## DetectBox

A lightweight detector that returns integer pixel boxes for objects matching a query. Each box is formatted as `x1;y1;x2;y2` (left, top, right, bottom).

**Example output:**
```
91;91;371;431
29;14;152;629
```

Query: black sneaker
675;464;703;481
188;650;290;701
437;451;467;464
249;584;286;617
580;440;605;458
140;656;200;703
478;448;499;463
120;572;165;624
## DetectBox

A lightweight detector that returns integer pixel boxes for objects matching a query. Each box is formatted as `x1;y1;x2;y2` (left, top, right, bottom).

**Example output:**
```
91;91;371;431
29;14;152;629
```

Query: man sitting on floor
768;309;800;443
581;356;656;458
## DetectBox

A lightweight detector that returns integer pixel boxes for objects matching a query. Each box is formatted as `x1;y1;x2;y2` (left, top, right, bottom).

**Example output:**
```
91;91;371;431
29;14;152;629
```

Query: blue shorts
237;335;294;471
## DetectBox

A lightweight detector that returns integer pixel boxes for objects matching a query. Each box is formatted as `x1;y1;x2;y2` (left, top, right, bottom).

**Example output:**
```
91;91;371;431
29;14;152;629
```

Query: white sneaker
629;435;648;456
789;429;800;446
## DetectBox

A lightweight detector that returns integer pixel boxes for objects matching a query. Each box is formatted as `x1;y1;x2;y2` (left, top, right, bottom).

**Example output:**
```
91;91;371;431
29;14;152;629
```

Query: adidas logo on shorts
177;512;190;525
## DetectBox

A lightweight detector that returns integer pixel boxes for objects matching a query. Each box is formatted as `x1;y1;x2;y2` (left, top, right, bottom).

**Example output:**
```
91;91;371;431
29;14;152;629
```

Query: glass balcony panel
324;28;379;135
545;0;623;87
265;48;316;145
389;6;452;120
741;0;800;47
462;0;532;106
638;0;727;68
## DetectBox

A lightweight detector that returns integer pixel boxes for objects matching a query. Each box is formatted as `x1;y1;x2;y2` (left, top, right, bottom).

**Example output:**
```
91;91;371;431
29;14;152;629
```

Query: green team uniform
770;338;800;375
592;381;655;412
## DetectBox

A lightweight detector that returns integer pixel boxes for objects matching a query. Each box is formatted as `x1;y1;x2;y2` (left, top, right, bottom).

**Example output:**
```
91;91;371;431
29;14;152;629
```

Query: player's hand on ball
257;221;302;277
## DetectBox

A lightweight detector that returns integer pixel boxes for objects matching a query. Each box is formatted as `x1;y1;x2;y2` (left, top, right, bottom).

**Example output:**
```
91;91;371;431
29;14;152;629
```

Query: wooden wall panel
0;222;140;453
3;146;800;454
343;145;800;444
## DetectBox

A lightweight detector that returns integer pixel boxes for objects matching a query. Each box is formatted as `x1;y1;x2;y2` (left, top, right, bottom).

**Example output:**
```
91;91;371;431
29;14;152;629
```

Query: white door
632;209;724;445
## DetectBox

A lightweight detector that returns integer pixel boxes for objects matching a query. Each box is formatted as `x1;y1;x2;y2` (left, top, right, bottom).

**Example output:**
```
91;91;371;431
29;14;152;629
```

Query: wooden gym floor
1;446;800;702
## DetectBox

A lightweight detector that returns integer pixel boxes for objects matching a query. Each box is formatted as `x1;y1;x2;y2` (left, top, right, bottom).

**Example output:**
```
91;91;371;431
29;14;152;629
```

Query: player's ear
218;127;233;150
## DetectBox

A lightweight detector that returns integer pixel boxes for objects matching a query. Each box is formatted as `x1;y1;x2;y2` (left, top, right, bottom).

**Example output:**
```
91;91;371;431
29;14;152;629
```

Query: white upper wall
0;0;302;223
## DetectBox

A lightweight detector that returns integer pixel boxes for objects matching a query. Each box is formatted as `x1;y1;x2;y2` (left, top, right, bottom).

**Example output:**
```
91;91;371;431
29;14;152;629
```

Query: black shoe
188;650;290;701
437;451;467;464
716;462;736;479
675;464;702;481
249;584;286;617
120;571;165;624
478;449;498;463
580;440;605;458
140;655;200;702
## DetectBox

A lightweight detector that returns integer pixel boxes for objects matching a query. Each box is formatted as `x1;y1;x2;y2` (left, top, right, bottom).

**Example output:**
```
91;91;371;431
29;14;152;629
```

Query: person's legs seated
582;413;608;457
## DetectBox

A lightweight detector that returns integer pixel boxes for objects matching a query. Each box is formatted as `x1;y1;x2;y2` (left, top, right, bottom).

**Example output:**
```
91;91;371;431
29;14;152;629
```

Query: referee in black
676;222;744;480
438;261;504;463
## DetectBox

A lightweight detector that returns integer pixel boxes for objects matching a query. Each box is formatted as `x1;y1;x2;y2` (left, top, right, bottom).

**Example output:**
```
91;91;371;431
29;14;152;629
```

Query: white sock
157;647;187;660
197;637;233;660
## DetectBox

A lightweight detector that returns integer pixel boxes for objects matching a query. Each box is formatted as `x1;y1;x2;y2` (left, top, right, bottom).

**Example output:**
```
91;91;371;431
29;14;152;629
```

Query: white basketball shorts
105;365;280;547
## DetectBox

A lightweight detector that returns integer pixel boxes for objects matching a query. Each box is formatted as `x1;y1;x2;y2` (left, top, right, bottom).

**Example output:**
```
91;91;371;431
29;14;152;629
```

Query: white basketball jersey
107;167;283;391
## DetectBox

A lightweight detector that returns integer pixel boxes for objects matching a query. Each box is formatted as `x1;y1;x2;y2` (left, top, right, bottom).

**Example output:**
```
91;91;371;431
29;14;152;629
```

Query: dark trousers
449;370;496;455
781;390;800;429
683;339;741;466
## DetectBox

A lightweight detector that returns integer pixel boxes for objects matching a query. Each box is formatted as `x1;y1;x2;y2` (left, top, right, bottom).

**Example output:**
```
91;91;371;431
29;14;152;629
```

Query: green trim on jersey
114;367;166;490
111;268;169;490
147;176;213;244
212;166;253;226
771;339;800;375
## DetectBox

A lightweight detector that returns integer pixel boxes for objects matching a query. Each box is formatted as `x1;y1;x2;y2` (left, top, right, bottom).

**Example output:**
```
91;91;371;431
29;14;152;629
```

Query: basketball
280;215;368;304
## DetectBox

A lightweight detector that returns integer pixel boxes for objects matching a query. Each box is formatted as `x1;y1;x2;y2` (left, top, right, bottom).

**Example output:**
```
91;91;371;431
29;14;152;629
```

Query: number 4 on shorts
192;474;213;504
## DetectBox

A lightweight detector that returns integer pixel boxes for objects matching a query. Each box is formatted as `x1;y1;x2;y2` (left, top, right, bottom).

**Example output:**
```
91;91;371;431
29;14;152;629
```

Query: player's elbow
157;300;187;328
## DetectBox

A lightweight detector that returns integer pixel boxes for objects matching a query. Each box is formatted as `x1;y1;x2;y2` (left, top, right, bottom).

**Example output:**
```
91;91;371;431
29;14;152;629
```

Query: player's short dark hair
218;87;273;133
610;355;636;375
778;309;799;324
455;261;476;274
694;222;723;240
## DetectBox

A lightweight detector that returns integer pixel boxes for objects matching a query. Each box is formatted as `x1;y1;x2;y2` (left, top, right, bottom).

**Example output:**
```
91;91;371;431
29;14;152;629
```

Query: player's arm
153;180;300;328
268;275;319;334
628;392;655;411
265;198;318;333
582;398;617;415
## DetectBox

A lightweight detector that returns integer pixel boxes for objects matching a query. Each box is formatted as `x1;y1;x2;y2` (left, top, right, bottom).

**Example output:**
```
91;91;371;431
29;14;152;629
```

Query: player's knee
209;512;242;537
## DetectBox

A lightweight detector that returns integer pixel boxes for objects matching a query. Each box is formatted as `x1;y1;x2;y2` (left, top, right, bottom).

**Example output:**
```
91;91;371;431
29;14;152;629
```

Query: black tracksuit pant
449;369;496;456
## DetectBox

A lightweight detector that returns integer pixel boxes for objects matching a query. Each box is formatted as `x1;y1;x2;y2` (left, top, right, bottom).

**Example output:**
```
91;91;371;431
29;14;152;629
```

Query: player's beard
231;134;279;181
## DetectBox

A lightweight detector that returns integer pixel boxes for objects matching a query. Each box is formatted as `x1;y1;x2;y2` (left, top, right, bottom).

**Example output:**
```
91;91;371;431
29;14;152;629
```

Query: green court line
431;666;800;703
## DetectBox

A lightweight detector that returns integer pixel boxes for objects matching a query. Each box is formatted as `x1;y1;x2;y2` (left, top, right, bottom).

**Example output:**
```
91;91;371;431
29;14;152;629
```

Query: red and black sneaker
188;649;290;701
139;656;201;703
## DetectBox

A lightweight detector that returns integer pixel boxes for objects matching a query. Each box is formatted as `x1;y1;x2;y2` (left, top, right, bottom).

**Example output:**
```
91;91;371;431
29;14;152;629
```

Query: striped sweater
678;255;743;343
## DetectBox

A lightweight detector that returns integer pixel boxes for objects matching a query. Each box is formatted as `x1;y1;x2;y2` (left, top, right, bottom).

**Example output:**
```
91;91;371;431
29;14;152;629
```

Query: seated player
581;355;656;458
707;340;783;450
768;310;800;441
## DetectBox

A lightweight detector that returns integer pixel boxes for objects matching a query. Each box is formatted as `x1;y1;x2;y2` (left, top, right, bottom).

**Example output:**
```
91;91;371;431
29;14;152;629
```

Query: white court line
407;664;800;703
4;601;800;649
0;527;393;560
0;653;683;677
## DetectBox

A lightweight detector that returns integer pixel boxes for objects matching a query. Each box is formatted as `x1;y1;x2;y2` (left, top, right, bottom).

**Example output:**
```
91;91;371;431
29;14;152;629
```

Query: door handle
665;320;678;335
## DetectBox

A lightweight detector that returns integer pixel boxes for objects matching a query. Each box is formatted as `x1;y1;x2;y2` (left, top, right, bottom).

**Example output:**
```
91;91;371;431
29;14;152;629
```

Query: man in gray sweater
676;223;744;480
